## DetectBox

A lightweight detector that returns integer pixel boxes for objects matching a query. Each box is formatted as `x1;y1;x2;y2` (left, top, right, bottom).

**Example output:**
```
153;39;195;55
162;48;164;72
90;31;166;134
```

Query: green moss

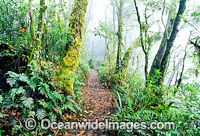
60;0;88;97
57;13;62;30
120;39;138;79
36;0;47;52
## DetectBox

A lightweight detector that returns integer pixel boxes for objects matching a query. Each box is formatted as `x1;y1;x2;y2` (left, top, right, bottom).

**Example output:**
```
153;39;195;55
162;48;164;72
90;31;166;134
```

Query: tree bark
149;0;186;85
120;40;138;79
115;0;124;73
60;0;88;97
36;0;47;53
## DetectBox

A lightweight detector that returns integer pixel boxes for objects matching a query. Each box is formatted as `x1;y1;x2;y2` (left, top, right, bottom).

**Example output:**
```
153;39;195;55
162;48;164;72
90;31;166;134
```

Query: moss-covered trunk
29;1;35;45
115;0;124;73
120;40;138;79
149;0;186;85
159;0;186;84
60;0;88;97
36;0;47;52
29;0;36;61
57;13;62;31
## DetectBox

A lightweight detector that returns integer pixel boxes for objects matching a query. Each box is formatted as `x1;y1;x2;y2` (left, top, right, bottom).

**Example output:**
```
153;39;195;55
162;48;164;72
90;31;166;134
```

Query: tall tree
115;0;124;72
134;0;151;83
36;0;47;52
29;0;35;45
60;0;88;97
149;0;186;85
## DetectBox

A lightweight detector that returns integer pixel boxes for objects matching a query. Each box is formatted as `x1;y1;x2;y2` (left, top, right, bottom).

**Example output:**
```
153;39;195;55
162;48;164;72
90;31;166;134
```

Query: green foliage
94;21;116;40
191;6;200;22
74;59;90;99
110;74;200;135
1;59;80;134
0;0;29;44
98;62;113;86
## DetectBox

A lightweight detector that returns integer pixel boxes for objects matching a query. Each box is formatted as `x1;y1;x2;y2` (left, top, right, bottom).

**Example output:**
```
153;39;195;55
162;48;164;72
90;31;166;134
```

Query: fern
48;93;57;105
18;73;29;83
27;79;37;91
52;91;63;102
38;99;49;109
0;95;3;103
63;102;77;113
6;71;19;78
7;78;18;87
36;109;46;120
21;97;34;110
10;87;26;100
29;111;36;118
38;86;46;95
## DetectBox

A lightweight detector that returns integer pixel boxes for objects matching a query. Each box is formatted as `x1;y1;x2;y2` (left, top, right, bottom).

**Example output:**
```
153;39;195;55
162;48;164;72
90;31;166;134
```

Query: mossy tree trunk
36;0;47;53
119;40;138;79
134;0;152;84
149;0;186;85
149;2;177;82
57;13;62;31
115;0;124;73
29;1;35;45
42;23;48;59
112;1;116;62
61;0;88;97
29;0;36;61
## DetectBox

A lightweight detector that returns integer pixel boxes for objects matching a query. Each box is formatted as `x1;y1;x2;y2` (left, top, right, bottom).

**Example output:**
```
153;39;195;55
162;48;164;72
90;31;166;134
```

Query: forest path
69;69;116;136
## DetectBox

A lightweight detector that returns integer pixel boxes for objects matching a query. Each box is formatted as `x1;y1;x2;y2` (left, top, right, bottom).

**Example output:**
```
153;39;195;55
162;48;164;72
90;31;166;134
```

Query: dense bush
0;57;91;135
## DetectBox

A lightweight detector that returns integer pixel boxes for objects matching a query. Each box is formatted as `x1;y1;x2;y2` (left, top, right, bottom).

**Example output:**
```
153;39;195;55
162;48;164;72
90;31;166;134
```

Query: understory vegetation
98;65;200;135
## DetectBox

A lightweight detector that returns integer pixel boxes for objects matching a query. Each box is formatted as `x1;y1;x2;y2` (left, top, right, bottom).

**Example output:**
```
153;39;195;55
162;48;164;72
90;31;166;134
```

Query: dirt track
69;69;116;136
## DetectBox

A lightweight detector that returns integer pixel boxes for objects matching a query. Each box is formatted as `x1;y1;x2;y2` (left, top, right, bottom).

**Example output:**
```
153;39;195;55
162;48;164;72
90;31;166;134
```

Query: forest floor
68;69;116;136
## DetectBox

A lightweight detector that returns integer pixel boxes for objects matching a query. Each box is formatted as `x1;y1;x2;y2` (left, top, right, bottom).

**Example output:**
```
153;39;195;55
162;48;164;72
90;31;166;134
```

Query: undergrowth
98;65;200;136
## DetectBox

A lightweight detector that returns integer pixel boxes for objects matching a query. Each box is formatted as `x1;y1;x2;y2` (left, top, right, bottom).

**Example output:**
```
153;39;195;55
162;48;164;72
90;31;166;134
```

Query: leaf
29;111;36;118
39;86;46;95
18;73;29;83
52;91;63;102
0;95;3;103
6;71;19;78
7;78;17;87
39;99;49;109
36;109;46;120
12;125;22;131
17;86;26;94
27;79;37;91
63;102;77;113
21;97;34;110
0;112;5;118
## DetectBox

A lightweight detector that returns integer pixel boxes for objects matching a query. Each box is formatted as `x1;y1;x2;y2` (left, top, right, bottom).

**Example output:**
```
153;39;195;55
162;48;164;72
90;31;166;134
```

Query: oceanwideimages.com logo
24;118;175;132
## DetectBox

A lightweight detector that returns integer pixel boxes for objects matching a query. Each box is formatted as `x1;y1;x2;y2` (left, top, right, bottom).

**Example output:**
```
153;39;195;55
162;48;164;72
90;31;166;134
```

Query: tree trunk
149;0;186;85
112;2;116;61
120;40;138;79
29;0;36;61
60;0;88;97
36;0;47;53
115;0;124;73
57;13;62;30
